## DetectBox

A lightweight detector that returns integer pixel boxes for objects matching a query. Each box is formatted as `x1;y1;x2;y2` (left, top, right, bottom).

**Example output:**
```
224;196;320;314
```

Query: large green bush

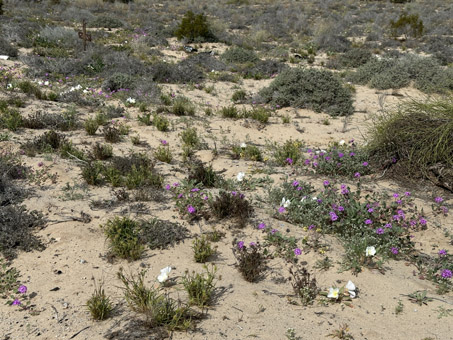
221;47;259;64
258;68;354;117
175;11;215;43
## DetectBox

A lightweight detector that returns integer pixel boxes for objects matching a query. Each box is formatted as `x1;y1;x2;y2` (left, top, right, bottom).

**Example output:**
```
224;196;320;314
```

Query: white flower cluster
126;97;136;104
157;266;172;283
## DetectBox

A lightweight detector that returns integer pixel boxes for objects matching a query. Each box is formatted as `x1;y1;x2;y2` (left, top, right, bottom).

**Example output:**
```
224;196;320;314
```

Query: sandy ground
1;49;452;340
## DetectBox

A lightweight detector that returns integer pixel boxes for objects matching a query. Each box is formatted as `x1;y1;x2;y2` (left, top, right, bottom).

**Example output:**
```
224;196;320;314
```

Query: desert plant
187;161;222;188
154;144;173;163
175;11;215;43
171;97;195;116
221;47;259;64
209;191;253;228
153;114;169;131
84;118;99;135
232;89;247;102
258;68;353;117
233;241;266;282
86;280;113;321
140;218;190;250
219;105;240;119
182;265;217;307
193;235;215;263
367;98;453;187
91;143;113;160
390;12;424;39
289;266;319;306
102;217;144;261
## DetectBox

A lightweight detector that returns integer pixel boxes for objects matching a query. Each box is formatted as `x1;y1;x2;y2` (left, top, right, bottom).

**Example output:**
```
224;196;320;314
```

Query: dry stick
65;152;88;164
69;326;90;339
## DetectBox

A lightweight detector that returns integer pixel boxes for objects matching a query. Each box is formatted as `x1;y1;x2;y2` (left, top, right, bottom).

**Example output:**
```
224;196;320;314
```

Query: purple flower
354;172;361;178
191;188;200;192
237;241;244;249
278;206;286;213
368;208;374;213
304;159;311;165
404;191;411;196
338;152;344;158
18;285;27;294
330;212;338;221
384;223;392;228
271;228;278;234
161;140;168;145
419;218;427;225
435;197;443;203
313;162;318;167
391;247;399;255
12;299;21;306
286;158;293;165
177;193;184;199
376;228;384;235
165;184;171;190
249;242;256;247
308;224;315;230
38;162;44;167
292;180;299;187
323;180;330;186
365;219;373;225
393;193;399;198
294;248;302;256
258;223;266;230
349;152;356;157
296;186;303;191
187;205;196;214
173;182;179;187
231;191;237;196
439;249;447;256
441;269;452;279
338;206;345;212
325;156;331;161
362;162;368;167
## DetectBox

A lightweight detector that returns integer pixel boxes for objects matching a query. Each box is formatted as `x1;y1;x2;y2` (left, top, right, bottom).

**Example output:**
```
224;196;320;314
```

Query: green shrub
172;97;195;116
84;118;99;135
232;89;247;102
244;106;271;123
154;145;173;163
153;114;169;131
272;139;305;166
219;106;239;119
90;15;123;29
182;265;217;307
180;127;200;148
221;47;259;64
0;109;22;131
233;242;266;282
102;73;135;92
259;68;353;117
175;11;215;43
209;191;254;228
367;98;453;186
86;281;113;321
102;217;144;261
390;12;424;39
193;235;215;263
232;144;263;161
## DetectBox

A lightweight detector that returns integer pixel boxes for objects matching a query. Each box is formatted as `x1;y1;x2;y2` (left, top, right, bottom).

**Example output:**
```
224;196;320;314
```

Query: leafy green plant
91;143;113;160
182;265;217;307
86;279;113;320
231;144;263;161
219;106;239;119
221;47;259;64
0;259;20;298
0;108;22;131
390;12;424;39
193;235;215;263
180;127;200;148
172;97;195;116
232;89;247;102
153;114;169;131
84;118;99;135
209;191;253;228
154;145;173;163
272;139;305;166
102;217;144;261
407;290;433;306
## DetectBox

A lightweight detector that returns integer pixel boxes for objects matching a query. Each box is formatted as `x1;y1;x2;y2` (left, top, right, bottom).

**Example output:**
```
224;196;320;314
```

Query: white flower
345;280;356;298
240;142;247;148
365;246;376;257
126;97;136;104
300;196;307;202
312;197;317;201
157;266;172;283
339;140;346;146
281;197;291;208
44;81;49;86
6;83;12;89
237;172;245;182
327;287;340;299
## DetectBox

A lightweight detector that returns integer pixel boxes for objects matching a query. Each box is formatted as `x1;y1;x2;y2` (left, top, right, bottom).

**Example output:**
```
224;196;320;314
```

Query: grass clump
193;235;216;263
209;191;253;228
367;98;453;188
272;139;305;166
289;266;319;306
86;280;113;321
171;97;195;116
258;68;353;117
118;269;195;330
182;265;217;307
102;217;144;261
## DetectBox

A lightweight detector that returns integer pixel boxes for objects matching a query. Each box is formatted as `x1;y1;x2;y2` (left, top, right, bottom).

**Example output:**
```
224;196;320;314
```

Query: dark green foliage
193;235;215;263
86;282;113;321
187;161;222;188
90;15;123;29
258;68;354;117
390;13;424;39
140;218;190;250
149;61;204;84
102;217;144;261
232;242;266;282
22;130;66;156
171;97;195;116
289;266;319;306
102;73;135;92
91;143;113;160
175;11;215;43
221;47;259;64
327;48;373;69
209;191;253;228
17;81;44;100
0;108;22;131
239;60;288;80
182;265;217;307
